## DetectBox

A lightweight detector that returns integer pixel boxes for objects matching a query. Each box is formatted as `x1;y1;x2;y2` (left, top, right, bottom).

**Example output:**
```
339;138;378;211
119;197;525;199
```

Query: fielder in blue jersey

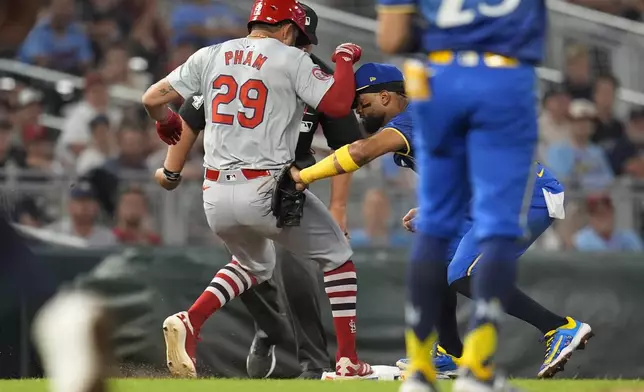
375;1;556;391
293;63;594;386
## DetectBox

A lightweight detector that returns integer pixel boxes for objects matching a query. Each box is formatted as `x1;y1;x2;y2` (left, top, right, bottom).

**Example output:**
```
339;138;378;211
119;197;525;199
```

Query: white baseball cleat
334;357;378;379
33;290;111;392
162;311;198;378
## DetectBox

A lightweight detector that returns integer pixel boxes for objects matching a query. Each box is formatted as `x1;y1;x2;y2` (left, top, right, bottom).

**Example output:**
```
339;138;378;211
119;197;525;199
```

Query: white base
322;365;402;381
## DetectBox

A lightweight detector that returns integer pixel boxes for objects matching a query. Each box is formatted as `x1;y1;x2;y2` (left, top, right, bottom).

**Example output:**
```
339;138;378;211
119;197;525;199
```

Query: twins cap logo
369;76;376;82
305;16;310;25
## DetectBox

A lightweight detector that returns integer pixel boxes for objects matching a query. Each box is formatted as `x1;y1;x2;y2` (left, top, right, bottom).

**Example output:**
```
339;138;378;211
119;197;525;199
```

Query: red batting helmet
248;0;312;45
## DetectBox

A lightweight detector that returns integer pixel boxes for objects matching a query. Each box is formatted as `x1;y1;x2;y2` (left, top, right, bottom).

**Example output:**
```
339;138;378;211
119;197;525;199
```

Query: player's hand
329;205;350;239
290;166;307;191
402;208;417;233
155;168;182;191
332;43;362;65
156;109;182;145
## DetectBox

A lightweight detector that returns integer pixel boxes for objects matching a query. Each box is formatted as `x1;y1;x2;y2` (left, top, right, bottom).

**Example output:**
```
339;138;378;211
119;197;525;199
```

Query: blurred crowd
0;0;642;252
566;0;644;21
0;0;250;246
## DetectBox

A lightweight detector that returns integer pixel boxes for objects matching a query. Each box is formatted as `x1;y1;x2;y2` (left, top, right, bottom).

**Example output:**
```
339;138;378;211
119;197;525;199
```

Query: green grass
3;378;644;392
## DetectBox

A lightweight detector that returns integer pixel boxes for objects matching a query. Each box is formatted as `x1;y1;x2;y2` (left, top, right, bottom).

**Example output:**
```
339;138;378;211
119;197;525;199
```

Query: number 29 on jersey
211;74;268;129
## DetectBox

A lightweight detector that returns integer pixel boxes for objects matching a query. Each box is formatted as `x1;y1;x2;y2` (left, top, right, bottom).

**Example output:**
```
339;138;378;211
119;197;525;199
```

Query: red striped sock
324;260;358;362
188;259;258;333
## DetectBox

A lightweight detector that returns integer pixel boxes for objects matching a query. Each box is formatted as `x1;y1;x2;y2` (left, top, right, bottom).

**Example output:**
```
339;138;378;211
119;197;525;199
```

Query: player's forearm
163;119;199;172
142;78;181;121
317;60;355;118
377;11;413;54
299;144;361;185
329;172;353;210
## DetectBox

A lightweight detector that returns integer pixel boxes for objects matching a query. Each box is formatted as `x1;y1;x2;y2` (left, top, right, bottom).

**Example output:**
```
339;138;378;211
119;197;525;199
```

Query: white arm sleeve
292;53;335;109
167;46;215;98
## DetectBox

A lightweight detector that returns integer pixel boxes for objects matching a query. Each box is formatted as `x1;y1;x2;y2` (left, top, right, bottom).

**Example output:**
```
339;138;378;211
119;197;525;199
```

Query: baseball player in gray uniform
142;0;373;380
177;5;363;380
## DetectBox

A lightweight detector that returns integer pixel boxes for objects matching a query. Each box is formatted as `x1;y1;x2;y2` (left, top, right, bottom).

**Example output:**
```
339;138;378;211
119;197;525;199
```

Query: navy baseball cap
70;181;97;200
354;63;405;107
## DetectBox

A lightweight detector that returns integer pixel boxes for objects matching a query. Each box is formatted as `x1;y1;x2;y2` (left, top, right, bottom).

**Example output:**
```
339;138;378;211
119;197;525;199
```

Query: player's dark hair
249;20;293;34
594;73;620;91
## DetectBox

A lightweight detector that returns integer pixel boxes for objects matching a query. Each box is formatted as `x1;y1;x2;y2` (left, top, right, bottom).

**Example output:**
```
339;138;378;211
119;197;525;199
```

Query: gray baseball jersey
167;37;335;170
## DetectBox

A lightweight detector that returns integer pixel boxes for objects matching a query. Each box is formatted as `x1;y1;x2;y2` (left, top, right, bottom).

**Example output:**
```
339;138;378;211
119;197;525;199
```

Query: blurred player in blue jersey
293;63;594;387
375;1;553;391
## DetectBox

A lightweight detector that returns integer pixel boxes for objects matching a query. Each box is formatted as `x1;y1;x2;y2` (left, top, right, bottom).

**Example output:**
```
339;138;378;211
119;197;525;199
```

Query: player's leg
451;205;593;378
32;290;112;392
271;190;373;378
398;223;469;378
163;178;277;377
455;64;539;389
239;256;294;379
278;248;332;379
397;286;461;380
401;60;471;392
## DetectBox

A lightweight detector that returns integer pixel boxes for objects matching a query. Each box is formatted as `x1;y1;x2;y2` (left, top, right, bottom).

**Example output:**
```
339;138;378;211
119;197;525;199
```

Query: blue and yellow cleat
537;317;594;378
396;345;459;379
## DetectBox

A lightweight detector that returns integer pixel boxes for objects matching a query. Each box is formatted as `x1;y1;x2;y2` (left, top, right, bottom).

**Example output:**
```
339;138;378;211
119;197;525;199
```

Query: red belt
205;168;271;181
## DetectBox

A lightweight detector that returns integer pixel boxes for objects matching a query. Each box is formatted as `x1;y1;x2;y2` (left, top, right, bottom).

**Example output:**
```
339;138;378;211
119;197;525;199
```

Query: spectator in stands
170;0;247;48
113;187;160;245
621;0;644;21
129;0;169;81
609;107;644;178
11;196;50;228
166;41;197;76
76;115;117;175
547;99;614;191
573;193;644;251
100;43;136;88
567;0;644;21
21;125;63;181
538;86;572;161
58;72;123;164
18;0;93;75
351;188;409;247
563;44;594;100
0;120;25;178
592;74;624;152
45;181;116;247
163;41;198;109
87;12;122;65
102;124;149;176
11;88;43;146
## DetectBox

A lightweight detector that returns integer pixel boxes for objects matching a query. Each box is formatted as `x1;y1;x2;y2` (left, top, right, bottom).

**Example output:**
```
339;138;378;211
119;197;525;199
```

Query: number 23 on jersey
436;0;521;28
211;74;268;129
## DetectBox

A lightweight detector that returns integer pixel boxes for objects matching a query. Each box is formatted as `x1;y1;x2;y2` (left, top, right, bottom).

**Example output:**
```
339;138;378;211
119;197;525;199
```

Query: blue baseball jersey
383;106;417;170
377;0;547;63
383;105;563;205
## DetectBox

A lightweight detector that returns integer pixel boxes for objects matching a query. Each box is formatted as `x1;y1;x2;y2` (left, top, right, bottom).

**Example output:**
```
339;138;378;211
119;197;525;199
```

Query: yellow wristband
334;144;360;172
299;153;339;184
299;145;361;184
